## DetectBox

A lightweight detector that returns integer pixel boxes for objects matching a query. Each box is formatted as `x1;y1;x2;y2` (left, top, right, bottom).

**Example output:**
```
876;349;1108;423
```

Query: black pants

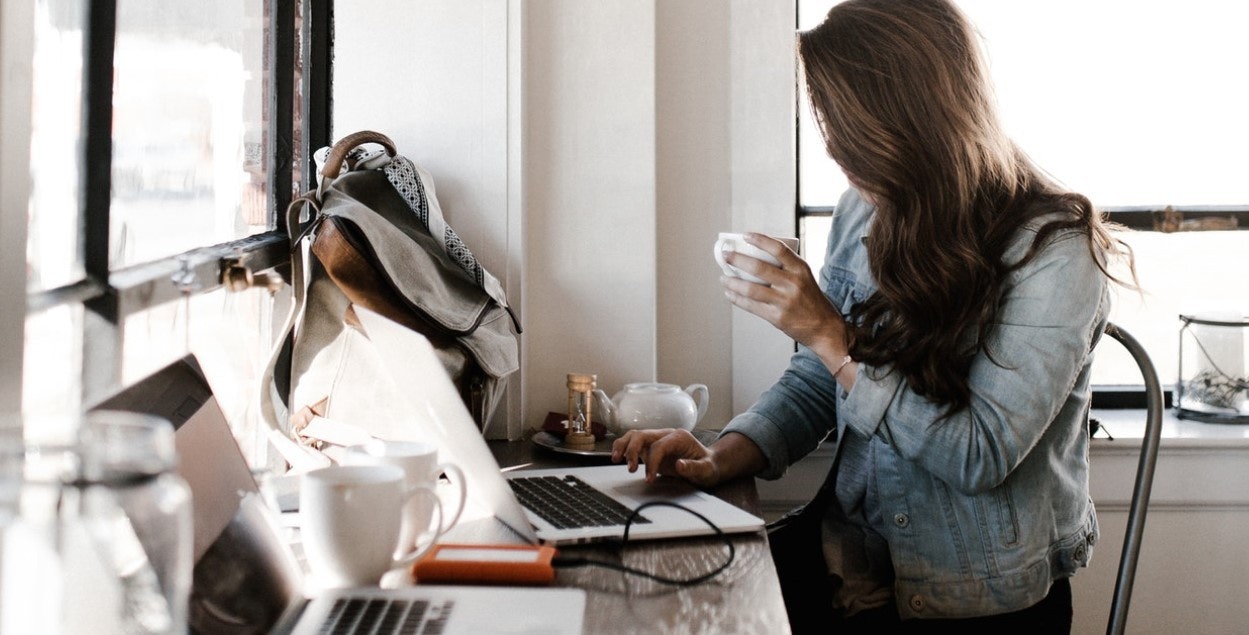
768;507;1073;634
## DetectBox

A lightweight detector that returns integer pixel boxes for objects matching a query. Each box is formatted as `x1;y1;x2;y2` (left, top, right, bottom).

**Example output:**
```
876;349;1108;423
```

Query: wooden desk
486;438;791;635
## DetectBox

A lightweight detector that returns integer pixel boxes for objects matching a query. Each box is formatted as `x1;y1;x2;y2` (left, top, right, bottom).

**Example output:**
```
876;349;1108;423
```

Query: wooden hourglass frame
565;373;597;448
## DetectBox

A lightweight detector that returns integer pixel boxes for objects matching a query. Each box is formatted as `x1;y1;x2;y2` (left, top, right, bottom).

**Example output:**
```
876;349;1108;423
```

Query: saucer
531;431;618;458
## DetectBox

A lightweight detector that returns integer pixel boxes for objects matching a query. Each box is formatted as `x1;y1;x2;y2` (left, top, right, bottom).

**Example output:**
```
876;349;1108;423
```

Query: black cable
551;501;736;587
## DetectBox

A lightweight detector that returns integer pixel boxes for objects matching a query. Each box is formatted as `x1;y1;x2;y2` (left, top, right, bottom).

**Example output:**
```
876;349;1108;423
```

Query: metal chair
1100;323;1164;635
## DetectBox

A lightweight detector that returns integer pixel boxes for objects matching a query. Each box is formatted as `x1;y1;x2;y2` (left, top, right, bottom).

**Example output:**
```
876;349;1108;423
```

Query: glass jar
71;411;194;634
1177;313;1249;423
1;413;191;633
0;421;74;634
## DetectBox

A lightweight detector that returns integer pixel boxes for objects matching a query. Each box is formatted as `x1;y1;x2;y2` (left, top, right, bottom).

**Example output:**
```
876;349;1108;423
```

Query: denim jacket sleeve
720;345;841;480
839;221;1109;495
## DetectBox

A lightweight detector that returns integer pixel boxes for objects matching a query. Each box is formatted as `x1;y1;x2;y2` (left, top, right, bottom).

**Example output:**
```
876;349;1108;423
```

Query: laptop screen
92;355;258;560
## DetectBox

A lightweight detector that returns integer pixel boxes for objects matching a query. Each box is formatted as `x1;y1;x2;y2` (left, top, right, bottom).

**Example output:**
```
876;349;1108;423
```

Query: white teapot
592;382;709;434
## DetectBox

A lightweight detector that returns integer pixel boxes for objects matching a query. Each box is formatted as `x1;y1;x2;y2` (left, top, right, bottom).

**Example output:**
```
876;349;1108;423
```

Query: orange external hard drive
413;544;558;586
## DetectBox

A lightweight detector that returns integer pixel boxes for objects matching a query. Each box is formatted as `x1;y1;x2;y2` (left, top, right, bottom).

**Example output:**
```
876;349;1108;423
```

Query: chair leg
1102;323;1164;635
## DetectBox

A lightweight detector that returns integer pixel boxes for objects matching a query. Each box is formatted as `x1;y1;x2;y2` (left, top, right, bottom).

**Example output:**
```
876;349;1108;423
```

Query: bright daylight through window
23;0;287;454
797;0;1249;389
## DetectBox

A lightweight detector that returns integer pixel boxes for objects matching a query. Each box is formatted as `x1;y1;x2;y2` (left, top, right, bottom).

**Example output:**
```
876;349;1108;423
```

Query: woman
612;0;1133;631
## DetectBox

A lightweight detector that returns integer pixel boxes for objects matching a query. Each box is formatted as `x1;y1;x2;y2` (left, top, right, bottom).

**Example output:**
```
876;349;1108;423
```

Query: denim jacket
724;188;1108;619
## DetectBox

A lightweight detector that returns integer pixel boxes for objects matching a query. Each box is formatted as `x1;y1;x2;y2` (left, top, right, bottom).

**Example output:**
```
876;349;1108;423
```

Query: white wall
725;1;799;414
655;1;732;424
333;0;517;434
1071;439;1249;634
654;1;797;425
520;1;659;428
333;0;797;437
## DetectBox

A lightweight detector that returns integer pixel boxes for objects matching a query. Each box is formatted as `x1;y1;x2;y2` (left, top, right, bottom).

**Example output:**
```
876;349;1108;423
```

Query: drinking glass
74;411;194;634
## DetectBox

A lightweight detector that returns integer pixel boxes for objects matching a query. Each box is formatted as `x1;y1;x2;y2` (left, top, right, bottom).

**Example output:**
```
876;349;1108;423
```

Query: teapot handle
684;384;709;425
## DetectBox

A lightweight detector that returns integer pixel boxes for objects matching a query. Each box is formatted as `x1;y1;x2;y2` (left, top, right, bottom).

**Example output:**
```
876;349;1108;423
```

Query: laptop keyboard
508;475;651;529
319;598;452;634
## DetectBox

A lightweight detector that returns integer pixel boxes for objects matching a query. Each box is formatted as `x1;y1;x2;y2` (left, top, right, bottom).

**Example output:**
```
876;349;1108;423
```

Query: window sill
1090;407;1249;448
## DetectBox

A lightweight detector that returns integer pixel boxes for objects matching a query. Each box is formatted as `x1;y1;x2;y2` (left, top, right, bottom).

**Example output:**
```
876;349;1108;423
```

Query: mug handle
393;485;444;568
713;236;736;277
433;462;467;535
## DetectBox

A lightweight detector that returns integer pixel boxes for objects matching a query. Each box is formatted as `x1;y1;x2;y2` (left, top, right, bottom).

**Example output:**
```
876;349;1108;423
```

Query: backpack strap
257;191;323;438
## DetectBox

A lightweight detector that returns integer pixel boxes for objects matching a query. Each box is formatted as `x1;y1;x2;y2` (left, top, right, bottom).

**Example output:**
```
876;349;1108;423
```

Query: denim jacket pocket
994;489;1021;547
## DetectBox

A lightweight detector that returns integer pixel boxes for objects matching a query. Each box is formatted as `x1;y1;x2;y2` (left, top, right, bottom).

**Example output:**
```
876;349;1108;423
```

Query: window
108;3;273;268
16;0;333;458
796;1;1249;394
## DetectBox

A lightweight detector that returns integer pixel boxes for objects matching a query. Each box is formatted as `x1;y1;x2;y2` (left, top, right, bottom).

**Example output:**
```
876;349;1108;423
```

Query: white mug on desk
714;232;800;285
341;439;466;558
300;464;441;588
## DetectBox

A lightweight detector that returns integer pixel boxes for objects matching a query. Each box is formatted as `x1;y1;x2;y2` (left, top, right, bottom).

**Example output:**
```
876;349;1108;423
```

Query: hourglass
565;373;598;448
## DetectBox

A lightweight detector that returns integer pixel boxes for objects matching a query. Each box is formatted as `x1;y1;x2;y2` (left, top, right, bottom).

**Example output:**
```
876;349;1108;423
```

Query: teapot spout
591;388;618;433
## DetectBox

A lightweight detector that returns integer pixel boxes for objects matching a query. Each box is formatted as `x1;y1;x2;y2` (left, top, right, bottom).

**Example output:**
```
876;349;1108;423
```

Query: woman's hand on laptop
611;430;766;488
612;429;718;486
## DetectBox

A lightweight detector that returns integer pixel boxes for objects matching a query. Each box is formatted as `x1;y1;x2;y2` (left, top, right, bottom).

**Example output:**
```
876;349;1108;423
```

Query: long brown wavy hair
799;0;1134;413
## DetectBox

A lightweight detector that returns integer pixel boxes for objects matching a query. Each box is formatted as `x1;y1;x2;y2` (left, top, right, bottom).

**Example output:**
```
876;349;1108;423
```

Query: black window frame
25;0;335;406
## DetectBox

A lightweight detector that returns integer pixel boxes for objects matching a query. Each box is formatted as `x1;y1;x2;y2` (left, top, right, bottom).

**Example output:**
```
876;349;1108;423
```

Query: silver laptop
353;306;766;546
278;584;583;635
98;354;585;635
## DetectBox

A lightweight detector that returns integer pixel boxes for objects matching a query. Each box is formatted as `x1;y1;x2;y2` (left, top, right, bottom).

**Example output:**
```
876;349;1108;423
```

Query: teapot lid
622;382;679;393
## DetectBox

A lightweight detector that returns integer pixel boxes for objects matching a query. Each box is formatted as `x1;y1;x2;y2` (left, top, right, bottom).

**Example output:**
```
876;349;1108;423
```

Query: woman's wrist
806;333;851;378
831;355;853;378
707;432;766;484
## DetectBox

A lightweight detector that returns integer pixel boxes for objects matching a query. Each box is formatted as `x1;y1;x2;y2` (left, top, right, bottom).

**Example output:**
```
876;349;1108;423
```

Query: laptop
95;354;585;635
350;305;766;546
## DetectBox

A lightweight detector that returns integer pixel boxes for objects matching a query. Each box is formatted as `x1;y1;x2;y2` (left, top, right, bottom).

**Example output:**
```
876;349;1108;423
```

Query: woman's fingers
644;431;684;482
735;232;793;258
719;234;808;291
611;429;710;483
611;429;667;472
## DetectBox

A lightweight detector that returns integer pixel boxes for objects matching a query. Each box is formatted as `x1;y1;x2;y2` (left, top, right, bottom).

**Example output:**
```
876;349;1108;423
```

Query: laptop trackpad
609;477;710;505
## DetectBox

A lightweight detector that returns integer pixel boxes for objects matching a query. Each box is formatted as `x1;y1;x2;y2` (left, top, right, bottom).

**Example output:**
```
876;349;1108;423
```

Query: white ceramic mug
300;464;439;588
341;440;466;559
714;232;800;285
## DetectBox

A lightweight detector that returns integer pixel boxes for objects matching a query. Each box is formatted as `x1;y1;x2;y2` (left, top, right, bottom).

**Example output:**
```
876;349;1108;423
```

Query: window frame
24;0;335;407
